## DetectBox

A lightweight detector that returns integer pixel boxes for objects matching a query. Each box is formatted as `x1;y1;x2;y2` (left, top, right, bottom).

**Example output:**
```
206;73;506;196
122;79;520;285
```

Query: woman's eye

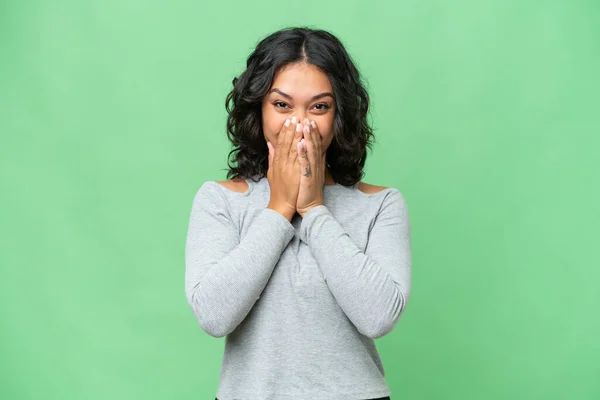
313;103;330;111
274;101;289;109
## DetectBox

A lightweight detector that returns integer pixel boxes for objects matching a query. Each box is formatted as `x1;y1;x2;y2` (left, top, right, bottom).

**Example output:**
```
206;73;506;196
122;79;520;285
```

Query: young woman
185;26;412;400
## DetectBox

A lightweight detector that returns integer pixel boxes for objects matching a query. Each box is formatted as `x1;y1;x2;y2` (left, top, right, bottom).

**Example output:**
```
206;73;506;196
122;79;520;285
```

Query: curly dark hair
224;26;374;186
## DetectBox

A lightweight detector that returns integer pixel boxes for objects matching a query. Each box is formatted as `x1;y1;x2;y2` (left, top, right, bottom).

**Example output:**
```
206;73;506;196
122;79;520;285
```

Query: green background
1;0;598;399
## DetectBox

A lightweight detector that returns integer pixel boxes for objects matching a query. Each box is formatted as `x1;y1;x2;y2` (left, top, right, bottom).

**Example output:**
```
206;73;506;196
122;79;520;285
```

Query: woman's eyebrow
268;88;335;102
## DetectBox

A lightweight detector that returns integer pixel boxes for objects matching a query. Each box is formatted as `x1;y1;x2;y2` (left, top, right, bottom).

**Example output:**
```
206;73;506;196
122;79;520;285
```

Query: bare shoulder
215;177;249;193
357;181;389;194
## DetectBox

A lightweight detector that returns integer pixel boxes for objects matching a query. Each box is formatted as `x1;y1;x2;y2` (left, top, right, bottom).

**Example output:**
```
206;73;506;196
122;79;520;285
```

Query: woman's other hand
266;116;304;221
296;119;326;218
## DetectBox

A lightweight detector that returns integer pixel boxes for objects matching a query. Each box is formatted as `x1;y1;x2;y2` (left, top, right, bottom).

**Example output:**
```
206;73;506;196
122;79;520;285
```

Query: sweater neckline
248;176;353;192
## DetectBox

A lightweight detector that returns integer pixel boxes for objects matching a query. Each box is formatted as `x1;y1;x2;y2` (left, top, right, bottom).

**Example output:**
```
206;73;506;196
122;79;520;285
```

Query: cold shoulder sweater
185;176;412;400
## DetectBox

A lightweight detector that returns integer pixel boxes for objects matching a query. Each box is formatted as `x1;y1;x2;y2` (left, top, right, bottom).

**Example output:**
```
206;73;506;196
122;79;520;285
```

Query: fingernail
284;119;290;127
291;116;297;124
311;121;316;128
303;126;310;134
296;122;302;132
303;118;310;125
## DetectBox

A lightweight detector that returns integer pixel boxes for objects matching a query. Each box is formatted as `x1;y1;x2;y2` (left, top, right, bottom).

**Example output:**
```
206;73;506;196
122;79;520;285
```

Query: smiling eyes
272;101;330;112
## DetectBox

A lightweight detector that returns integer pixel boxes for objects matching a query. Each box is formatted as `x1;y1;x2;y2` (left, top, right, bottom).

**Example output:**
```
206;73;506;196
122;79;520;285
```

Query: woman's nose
294;113;307;124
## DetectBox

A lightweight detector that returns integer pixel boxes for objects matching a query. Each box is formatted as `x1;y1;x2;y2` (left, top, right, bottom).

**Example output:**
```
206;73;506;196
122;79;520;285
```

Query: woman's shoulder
354;181;408;210
215;177;249;194
192;177;253;215
356;181;389;195
194;176;252;203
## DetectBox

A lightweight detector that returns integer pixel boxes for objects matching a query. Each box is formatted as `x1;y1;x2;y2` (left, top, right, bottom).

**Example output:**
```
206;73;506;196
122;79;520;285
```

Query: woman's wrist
266;202;296;222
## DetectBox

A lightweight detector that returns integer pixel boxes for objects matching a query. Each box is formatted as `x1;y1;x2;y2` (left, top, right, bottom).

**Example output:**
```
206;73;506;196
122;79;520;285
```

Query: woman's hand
266;116;304;221
296;119;326;218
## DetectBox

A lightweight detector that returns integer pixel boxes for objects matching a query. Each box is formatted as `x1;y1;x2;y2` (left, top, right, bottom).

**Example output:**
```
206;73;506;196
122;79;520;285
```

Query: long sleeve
185;182;296;338
298;189;412;339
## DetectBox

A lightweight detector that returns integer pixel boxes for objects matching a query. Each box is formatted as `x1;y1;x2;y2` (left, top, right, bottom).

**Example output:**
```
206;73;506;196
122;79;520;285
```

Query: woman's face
261;62;336;156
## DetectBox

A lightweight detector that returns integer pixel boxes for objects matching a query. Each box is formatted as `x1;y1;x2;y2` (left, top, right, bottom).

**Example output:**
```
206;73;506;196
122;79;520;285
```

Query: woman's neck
324;166;336;186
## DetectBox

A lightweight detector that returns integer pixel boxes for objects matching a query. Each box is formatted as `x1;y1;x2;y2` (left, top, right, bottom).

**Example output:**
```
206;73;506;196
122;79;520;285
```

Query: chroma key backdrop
0;1;598;399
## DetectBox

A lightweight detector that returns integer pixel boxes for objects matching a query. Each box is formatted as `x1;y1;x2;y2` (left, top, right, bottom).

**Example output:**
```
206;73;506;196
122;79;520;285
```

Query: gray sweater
185;176;412;400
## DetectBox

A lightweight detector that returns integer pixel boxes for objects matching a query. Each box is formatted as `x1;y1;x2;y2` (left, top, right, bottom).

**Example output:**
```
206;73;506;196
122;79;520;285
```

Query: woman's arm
298;189;412;339
185;182;295;337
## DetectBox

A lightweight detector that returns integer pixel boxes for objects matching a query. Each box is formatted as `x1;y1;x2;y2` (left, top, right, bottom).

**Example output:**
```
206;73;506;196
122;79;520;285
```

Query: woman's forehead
270;64;332;99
